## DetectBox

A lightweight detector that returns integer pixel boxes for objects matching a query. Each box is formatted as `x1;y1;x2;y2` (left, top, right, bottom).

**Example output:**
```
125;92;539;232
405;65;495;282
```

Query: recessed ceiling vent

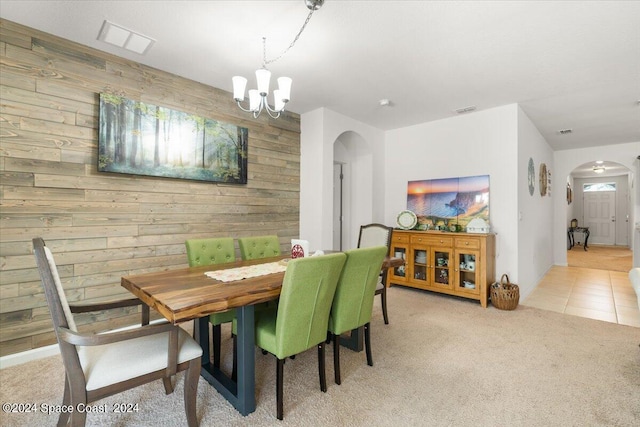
455;105;476;114
97;20;155;55
558;128;573;135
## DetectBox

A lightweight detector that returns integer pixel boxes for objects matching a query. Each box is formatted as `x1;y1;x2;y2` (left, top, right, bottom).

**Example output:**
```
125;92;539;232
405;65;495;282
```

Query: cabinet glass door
456;250;479;294
391;244;407;279
412;247;428;283
432;249;451;288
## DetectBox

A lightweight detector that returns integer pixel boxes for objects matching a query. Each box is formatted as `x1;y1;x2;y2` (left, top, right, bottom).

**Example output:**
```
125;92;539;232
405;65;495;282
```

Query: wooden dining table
121;254;403;416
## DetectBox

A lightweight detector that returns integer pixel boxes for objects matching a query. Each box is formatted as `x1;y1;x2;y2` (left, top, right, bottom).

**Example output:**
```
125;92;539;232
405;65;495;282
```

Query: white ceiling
1;1;639;153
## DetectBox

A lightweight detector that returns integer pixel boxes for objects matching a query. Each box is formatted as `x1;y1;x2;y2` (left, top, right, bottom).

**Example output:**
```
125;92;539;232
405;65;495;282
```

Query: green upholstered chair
185;237;235;267
254;252;346;420
357;223;393;324
185;238;236;371
238;235;281;260
328;246;388;385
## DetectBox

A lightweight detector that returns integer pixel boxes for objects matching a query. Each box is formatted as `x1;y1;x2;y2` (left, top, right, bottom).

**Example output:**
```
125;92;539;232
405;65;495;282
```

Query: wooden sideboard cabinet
388;230;495;307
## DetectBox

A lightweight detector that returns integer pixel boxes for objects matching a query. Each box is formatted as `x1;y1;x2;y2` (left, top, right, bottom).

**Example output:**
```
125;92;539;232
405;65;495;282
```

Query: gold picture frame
539;163;548;196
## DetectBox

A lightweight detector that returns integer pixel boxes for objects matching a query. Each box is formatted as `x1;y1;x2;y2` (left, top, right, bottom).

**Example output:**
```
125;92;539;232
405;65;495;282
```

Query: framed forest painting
98;93;248;184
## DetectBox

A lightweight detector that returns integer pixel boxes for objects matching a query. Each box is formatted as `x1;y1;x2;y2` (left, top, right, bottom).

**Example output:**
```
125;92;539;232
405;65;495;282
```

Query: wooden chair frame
33;238;200;427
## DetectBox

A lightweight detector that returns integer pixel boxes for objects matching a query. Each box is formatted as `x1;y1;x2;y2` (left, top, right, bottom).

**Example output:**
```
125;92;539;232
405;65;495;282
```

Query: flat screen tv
407;174;490;229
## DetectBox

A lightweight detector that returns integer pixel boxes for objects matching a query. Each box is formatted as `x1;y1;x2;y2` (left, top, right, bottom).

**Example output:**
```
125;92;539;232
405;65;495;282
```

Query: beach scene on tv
407;175;489;230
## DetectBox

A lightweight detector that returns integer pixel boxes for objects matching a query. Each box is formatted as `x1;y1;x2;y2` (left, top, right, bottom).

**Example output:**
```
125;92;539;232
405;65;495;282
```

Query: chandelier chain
263;7;316;67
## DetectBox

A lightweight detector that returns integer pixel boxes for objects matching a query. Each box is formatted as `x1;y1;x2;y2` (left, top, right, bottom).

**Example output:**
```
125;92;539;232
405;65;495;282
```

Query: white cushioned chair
357;223;393;324
33;237;202;427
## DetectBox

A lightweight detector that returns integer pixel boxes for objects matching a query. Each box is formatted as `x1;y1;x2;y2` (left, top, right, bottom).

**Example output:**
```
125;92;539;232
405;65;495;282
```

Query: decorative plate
396;210;417;230
527;158;535;196
539;163;548;196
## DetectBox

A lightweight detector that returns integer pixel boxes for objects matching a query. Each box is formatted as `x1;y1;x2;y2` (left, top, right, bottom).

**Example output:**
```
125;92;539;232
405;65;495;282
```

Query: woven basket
491;274;520;310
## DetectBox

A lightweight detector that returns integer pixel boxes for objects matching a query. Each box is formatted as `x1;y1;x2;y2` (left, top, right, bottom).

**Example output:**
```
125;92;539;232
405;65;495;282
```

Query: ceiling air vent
97;20;155;55
454;105;476;114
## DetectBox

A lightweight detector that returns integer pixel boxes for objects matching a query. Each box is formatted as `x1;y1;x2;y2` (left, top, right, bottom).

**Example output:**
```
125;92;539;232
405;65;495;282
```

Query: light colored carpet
567;245;632;272
1;286;639;426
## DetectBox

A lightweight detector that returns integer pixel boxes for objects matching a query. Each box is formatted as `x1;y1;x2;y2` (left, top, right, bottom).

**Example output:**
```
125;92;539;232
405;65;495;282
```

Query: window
583;182;616;192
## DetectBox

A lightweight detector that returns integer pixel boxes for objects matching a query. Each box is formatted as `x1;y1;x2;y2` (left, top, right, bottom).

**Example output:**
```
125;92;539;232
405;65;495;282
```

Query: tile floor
522;265;640;327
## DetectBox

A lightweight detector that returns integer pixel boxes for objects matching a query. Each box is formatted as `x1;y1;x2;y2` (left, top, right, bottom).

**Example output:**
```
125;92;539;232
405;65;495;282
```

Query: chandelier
232;0;324;119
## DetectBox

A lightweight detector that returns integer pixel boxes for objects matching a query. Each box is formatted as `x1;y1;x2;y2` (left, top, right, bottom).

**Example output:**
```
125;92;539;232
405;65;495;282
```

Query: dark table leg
339;326;364;352
197;306;256;416
196;316;210;364
583;229;590;251
568;230;574;250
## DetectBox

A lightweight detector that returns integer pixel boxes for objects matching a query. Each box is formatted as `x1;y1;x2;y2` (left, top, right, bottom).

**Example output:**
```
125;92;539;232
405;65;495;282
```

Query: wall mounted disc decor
539;163;548;196
527;157;535;196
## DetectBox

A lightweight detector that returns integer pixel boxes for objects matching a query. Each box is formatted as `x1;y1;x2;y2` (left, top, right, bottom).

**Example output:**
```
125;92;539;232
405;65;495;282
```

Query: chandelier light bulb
277;77;292;102
273;90;285;112
248;90;260;112
232;76;247;101
255;69;271;95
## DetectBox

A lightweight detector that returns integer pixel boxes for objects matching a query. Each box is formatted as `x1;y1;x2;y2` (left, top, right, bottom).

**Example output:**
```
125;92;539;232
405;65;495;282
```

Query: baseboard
0;343;60;369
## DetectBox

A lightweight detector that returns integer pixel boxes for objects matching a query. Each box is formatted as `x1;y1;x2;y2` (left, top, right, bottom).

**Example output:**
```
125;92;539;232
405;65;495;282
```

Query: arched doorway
568;160;632;246
552;143;638;269
332;131;373;251
566;160;633;271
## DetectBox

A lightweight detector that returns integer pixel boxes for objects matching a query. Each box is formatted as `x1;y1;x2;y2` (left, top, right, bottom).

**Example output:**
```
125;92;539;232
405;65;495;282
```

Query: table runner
205;261;287;282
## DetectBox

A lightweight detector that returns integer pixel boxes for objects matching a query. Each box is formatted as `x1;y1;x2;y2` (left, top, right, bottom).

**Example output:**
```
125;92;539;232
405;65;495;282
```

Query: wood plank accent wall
0;20;301;357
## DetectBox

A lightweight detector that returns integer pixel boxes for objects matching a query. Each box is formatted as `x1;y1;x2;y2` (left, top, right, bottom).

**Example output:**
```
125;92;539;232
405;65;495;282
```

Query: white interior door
583;191;616;245
332;163;343;251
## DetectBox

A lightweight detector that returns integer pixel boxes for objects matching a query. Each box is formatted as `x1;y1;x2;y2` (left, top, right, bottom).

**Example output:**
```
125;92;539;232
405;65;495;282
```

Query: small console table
568;227;590;251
